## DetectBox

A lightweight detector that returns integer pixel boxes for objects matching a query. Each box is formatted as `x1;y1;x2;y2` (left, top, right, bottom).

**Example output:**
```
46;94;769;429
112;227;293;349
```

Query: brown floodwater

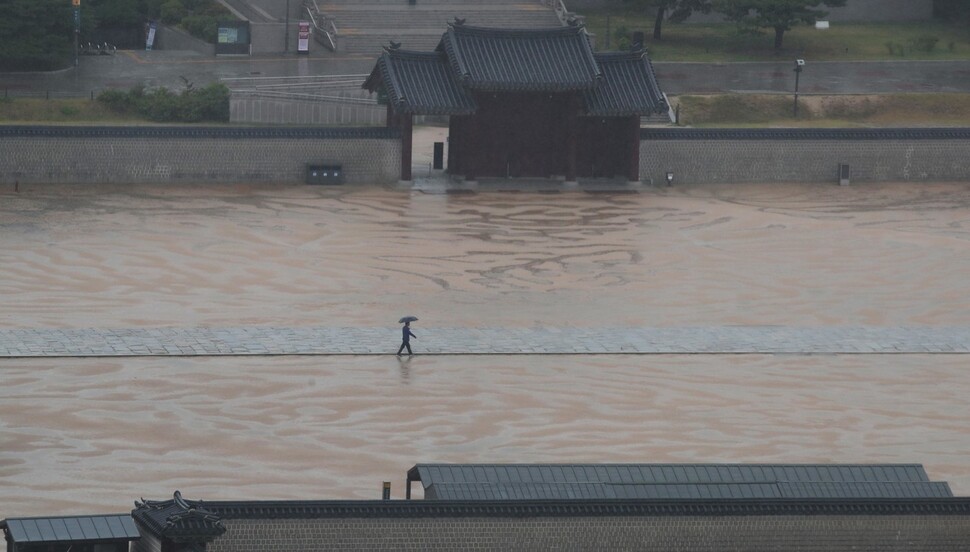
1;181;969;516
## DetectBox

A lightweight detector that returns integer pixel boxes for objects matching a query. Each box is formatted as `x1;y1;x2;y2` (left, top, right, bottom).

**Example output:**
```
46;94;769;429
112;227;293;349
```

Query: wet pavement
3;50;970;97
1;325;969;356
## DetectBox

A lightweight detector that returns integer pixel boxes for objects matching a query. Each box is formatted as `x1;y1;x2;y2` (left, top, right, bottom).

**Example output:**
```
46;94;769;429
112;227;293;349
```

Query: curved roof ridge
594;50;648;61
445;23;586;38
385;49;446;59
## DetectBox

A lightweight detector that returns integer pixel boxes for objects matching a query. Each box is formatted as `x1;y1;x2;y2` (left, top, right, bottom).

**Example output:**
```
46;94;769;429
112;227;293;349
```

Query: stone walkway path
1;326;968;357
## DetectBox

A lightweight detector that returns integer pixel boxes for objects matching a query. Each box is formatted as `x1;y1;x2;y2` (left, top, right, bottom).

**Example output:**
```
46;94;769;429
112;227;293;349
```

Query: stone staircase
319;0;564;55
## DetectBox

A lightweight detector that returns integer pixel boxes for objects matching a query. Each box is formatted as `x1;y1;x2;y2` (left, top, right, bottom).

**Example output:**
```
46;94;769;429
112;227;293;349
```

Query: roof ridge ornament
388;40;402;50
453;17;466;26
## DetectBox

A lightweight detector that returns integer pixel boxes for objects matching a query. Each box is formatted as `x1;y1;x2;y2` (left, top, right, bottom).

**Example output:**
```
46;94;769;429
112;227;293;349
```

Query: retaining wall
231;92;386;126
640;128;970;185
5;126;968;187
0;126;401;185
230;93;447;126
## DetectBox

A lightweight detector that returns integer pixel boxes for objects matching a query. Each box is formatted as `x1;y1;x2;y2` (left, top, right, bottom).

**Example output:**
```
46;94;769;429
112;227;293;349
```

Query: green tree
0;0;74;71
89;0;145;27
934;0;970;30
622;0;713;40
714;0;847;50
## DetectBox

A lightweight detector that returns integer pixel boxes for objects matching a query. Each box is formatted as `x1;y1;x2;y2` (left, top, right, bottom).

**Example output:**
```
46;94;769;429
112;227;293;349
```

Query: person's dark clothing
397;325;416;355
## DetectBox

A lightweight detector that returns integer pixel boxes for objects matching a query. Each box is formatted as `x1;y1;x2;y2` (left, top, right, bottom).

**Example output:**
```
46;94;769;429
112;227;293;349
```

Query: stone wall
230;93;447;126
207;513;970;551
0;126;401;185
6;126;968;187
231;92;387;126
639;128;970;185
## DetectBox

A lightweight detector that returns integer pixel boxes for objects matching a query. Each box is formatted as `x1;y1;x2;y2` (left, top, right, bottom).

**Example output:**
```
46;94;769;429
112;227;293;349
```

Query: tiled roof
363;25;667;116
409;463;952;501
145;498;970;518
424;481;954;501
584;51;667;116
0;515;140;544
364;49;477;115
131;491;226;541
436;24;601;92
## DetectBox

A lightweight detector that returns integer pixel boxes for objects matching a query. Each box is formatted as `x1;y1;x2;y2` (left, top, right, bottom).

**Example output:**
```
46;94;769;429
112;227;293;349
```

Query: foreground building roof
6;462;968;552
0;514;140;545
407;463;953;501
131;490;226;542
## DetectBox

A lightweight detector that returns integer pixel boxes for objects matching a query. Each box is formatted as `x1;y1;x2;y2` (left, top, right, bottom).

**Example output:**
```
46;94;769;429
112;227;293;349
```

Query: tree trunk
653;7;666;40
774;27;785;50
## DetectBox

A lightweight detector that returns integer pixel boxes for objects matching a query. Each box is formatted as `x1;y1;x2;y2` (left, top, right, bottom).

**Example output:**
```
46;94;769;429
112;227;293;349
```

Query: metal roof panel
2;516;139;544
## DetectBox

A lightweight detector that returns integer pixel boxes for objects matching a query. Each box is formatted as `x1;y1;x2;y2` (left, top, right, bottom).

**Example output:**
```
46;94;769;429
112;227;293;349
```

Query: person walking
397;321;416;356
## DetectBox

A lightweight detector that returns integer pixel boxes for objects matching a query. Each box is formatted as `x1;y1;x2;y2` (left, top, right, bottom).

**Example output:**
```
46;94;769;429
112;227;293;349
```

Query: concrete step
337;33;444;54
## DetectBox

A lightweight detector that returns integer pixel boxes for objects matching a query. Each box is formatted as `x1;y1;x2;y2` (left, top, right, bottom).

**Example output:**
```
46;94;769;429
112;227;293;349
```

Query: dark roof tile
131;491;226;541
364;49;476;115
437;24;601;92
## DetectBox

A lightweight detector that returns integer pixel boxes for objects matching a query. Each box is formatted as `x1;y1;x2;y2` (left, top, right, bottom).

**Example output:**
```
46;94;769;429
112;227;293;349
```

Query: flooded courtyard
1;180;969;515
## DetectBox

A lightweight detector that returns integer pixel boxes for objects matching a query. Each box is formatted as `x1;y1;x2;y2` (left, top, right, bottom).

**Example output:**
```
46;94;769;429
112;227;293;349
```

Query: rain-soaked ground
1;180;969;516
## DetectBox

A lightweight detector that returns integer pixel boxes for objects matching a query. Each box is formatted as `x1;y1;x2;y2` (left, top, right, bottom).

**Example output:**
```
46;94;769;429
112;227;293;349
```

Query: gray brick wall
230;93;447;126
0;127;401;185
640;130;970;185
231;93;387;126
206;514;970;551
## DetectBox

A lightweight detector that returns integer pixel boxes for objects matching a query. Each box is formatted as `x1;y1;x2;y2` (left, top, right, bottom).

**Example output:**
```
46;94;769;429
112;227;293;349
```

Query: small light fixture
665;172;674;187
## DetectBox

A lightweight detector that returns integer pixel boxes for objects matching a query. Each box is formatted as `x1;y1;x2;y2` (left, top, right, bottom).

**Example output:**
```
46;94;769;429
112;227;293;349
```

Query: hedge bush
97;83;230;123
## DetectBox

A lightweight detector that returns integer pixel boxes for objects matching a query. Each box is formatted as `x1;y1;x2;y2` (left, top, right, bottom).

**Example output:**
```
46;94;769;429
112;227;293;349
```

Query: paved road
3;50;970;97
0;51;376;97
2;326;968;356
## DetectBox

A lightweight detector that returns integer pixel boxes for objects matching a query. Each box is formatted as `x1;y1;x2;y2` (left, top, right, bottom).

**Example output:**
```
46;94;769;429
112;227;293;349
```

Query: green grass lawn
671;93;970;127
0;97;150;124
582;10;970;61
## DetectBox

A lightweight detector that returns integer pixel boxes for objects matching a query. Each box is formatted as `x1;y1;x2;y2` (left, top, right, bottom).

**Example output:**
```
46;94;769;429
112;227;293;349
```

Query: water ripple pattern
2;181;970;516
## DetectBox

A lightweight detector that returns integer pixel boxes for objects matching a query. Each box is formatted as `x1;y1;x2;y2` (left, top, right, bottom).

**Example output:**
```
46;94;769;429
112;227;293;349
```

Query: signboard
297;21;310;53
218;27;238;44
146;20;157;51
216;21;251;55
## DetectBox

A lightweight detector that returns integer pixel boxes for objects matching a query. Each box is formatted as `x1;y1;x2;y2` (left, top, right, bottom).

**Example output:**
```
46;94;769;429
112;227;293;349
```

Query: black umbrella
398;316;419;323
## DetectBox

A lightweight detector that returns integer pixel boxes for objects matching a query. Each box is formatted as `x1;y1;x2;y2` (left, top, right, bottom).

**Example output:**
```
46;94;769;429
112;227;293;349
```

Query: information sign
298;21;310;53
